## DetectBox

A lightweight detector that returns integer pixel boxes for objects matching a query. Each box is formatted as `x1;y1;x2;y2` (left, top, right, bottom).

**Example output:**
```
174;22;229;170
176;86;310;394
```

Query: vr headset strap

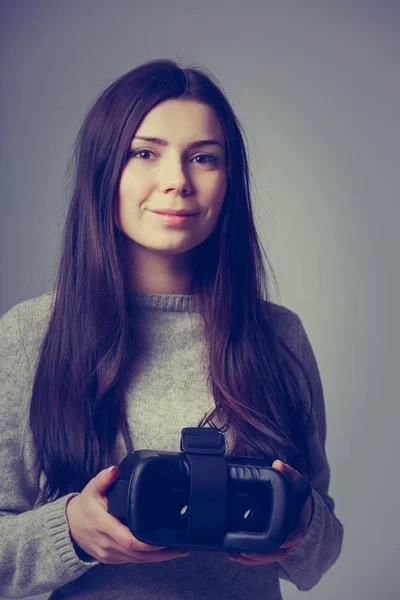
181;427;227;544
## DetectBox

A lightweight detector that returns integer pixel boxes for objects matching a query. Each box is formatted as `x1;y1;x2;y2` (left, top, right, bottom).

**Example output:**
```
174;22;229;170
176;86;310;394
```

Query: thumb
272;460;301;482
272;459;286;472
91;465;119;495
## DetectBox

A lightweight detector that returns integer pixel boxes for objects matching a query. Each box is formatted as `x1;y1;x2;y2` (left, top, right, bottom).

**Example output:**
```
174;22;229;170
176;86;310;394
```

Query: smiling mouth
151;211;198;216
150;211;198;225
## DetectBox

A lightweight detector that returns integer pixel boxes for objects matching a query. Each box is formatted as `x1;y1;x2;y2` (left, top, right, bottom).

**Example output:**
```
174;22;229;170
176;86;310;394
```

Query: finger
272;460;301;481
89;466;120;496
241;548;291;560
98;551;189;565
134;550;190;563
96;549;145;564
229;547;291;565
279;529;304;548
93;543;184;564
98;512;166;553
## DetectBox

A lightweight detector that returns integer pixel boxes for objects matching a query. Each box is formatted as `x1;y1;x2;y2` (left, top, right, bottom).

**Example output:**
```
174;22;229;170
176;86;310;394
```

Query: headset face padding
130;458;273;533
107;428;311;553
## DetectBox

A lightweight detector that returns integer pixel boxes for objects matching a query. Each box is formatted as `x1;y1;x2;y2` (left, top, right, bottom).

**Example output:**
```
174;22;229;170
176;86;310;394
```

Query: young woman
0;58;343;599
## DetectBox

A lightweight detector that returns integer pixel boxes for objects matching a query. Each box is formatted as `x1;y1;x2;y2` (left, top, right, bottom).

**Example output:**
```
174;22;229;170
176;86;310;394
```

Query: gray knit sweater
0;292;343;599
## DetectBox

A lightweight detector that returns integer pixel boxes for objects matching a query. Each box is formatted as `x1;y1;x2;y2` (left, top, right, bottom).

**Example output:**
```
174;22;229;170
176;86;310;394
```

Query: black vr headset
107;427;312;553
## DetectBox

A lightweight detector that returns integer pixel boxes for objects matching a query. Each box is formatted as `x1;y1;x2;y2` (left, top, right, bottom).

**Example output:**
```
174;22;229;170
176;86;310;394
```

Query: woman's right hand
66;465;190;564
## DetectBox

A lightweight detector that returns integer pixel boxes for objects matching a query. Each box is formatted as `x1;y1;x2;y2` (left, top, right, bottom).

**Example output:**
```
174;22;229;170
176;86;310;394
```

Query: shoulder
262;299;302;354
1;291;55;374
263;299;299;327
1;291;55;333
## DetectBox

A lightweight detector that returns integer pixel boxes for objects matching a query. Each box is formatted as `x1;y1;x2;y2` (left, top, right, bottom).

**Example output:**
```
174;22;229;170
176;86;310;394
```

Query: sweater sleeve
275;314;344;591
0;302;100;598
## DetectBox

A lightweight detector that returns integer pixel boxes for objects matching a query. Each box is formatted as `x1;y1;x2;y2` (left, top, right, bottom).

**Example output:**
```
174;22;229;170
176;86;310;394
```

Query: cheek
118;170;136;200
113;197;123;232
117;172;146;213
211;179;227;215
215;173;227;205
203;171;226;203
117;175;140;217
114;173;133;229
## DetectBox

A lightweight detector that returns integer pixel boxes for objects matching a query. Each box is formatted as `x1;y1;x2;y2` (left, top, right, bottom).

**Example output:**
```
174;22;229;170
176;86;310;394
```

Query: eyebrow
132;136;225;151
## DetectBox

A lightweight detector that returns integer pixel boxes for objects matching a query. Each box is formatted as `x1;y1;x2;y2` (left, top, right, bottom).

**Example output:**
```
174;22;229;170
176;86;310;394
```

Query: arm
275;314;344;591
0;302;100;598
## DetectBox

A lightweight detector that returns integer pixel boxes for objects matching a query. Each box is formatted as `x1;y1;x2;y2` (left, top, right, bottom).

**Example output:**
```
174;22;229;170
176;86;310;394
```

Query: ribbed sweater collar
127;291;197;312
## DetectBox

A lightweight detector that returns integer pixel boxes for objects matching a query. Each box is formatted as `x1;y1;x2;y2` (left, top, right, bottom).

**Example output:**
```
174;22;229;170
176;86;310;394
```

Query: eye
128;149;218;164
192;153;218;164
129;149;154;160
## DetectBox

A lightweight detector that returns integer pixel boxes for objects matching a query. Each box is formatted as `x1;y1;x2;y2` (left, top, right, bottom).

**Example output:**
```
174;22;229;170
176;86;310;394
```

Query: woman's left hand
228;459;313;565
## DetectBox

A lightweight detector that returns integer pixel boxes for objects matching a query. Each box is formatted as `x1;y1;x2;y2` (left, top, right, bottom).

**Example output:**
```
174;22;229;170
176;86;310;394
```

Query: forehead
135;98;224;141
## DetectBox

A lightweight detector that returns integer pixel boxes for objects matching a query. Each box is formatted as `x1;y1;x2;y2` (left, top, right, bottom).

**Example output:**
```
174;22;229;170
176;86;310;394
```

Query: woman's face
115;98;227;260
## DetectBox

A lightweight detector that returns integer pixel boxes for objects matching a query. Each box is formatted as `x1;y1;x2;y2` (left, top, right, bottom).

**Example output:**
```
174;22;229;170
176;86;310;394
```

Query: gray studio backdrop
1;1;399;599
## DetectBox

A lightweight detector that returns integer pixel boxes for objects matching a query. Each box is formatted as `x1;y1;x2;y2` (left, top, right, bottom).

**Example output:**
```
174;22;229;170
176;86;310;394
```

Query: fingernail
105;466;116;474
178;552;190;557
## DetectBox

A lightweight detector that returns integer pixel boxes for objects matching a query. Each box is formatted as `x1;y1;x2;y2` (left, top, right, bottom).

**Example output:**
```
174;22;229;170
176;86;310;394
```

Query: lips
150;210;198;216
150;211;197;225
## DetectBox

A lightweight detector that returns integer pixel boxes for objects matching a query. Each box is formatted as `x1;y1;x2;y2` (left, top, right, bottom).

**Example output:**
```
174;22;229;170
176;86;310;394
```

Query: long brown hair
28;58;315;504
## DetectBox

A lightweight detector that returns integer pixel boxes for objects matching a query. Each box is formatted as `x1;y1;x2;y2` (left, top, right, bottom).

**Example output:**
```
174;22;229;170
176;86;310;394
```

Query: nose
160;157;192;195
